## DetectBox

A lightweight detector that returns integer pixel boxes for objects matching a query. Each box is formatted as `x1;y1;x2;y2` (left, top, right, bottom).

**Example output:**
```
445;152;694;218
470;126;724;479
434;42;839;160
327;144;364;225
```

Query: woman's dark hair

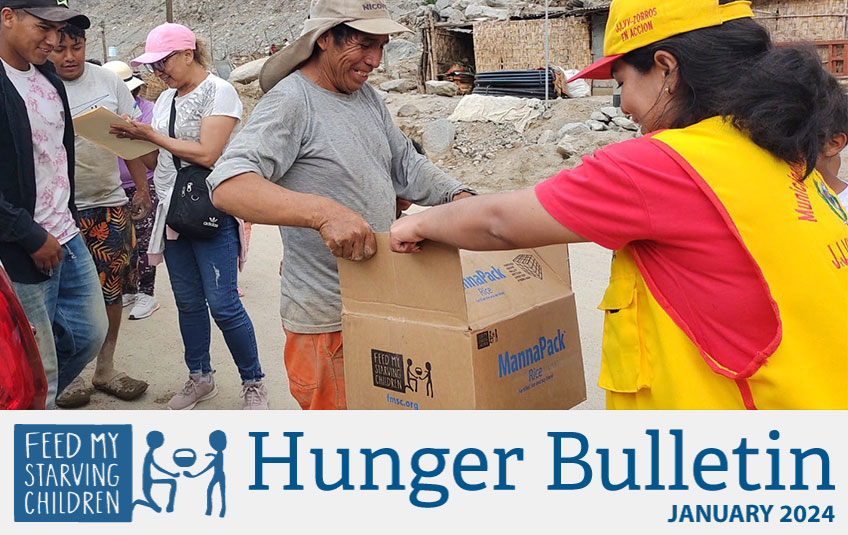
825;73;848;140
621;17;771;128
620;0;839;176
723;45;847;176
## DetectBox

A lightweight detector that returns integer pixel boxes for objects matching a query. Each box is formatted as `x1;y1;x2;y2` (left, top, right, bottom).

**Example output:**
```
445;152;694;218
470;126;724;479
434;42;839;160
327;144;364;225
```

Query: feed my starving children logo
13;425;228;522
371;350;434;398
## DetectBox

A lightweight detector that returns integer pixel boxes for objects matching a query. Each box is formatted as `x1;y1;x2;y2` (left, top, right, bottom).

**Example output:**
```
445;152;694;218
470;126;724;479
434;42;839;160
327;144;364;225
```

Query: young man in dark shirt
0;0;107;408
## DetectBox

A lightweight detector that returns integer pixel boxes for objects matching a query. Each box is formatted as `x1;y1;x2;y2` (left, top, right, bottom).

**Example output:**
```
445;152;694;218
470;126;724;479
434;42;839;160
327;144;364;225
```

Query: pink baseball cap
130;23;196;67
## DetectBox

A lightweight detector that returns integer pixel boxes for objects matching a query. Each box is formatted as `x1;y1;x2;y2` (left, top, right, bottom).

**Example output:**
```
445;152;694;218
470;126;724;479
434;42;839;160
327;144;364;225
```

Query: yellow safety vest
599;117;848;409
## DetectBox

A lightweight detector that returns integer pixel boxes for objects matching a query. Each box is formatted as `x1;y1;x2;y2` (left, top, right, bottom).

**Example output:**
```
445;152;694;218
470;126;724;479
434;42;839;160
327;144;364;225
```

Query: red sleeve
535;136;693;250
536;136;778;371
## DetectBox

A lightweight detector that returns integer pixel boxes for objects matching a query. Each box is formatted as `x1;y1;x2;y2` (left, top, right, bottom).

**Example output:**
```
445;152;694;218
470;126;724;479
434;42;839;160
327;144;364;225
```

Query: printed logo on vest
814;179;848;225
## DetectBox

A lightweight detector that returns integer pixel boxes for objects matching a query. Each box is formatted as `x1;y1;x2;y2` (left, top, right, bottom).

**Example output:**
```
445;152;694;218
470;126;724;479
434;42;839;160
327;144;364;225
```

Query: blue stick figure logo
173;448;197;468
183;430;227;518
133;431;178;514
132;430;228;518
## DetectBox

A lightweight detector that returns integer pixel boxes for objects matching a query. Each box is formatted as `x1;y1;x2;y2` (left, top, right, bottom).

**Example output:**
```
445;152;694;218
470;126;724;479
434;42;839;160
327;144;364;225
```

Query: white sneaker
129;294;160;320
168;373;217;410
241;381;269;410
122;293;137;308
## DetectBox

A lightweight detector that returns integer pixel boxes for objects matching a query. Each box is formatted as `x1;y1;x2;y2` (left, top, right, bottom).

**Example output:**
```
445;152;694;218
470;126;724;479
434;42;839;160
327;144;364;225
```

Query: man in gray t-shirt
208;0;472;410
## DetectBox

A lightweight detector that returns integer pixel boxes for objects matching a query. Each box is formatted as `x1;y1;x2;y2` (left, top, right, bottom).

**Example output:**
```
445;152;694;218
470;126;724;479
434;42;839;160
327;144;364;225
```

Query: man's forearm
394;188;588;252
126;158;149;192
211;172;342;230
402;157;472;206
140;150;158;171
411;194;521;250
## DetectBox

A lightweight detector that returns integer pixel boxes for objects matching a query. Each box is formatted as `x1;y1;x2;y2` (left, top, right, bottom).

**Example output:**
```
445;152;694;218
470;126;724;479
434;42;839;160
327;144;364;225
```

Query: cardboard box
338;234;586;410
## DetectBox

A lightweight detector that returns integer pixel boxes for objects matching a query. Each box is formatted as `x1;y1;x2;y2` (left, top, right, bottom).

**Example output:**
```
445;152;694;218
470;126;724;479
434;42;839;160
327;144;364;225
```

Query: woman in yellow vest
390;0;848;409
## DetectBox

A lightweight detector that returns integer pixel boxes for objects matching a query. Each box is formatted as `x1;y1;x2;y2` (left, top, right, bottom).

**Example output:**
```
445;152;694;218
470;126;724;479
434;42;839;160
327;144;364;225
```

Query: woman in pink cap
110;23;268;410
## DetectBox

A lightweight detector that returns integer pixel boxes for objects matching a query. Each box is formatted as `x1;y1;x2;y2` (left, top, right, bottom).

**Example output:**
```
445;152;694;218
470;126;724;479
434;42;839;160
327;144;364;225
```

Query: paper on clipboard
72;106;158;160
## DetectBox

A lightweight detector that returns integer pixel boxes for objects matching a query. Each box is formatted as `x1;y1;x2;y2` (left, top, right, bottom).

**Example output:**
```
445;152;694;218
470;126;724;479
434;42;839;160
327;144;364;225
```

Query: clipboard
72;106;159;160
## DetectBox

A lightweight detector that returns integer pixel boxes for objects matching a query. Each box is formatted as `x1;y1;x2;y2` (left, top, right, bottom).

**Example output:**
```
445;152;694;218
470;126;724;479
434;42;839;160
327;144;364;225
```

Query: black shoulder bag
164;97;226;238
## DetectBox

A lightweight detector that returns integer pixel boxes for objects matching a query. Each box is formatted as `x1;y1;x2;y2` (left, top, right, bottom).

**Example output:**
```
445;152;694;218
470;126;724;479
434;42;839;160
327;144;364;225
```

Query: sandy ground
75;223;610;411
79;223;295;410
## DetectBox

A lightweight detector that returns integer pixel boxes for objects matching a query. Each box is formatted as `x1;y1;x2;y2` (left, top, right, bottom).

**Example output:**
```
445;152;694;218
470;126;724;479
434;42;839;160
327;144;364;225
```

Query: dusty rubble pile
434;100;638;163
77;1;423;61
555;106;639;137
382;91;635;192
78;1;589;62
411;0;581;26
453;122;526;160
415;0;522;25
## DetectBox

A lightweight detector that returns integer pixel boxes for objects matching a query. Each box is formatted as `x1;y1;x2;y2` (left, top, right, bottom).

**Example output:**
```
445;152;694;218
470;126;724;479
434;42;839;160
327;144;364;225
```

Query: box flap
460;245;573;328
535;244;572;289
338;233;469;328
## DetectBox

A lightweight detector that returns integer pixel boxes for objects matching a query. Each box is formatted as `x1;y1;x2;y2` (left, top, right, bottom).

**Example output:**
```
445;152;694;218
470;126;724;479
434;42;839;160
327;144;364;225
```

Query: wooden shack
419;19;475;90
752;0;848;76
419;0;848;90
753;0;847;41
472;15;593;72
419;9;604;92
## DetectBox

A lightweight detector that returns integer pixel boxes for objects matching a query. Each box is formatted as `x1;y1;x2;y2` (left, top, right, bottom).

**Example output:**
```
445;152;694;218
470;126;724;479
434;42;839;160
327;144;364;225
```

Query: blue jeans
163;216;263;382
12;233;108;409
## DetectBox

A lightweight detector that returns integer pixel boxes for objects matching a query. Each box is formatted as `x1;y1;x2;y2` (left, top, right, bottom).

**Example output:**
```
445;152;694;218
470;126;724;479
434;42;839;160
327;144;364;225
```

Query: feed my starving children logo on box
371;350;434;398
13;425;229;522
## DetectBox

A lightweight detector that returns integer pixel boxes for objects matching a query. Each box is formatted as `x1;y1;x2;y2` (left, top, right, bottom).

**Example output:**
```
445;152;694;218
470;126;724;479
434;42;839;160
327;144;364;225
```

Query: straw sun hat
259;0;411;92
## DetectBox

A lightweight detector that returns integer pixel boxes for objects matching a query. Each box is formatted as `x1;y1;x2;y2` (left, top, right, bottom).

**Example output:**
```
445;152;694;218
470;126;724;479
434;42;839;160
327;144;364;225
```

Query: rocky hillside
74;0;583;64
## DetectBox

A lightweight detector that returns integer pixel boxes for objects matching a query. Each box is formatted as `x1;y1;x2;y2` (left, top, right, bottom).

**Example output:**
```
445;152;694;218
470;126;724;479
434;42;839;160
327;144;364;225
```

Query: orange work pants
282;328;346;410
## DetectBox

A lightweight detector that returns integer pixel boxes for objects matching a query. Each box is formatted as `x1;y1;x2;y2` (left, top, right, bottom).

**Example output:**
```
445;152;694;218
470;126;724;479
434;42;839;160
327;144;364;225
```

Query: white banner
1;411;844;533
